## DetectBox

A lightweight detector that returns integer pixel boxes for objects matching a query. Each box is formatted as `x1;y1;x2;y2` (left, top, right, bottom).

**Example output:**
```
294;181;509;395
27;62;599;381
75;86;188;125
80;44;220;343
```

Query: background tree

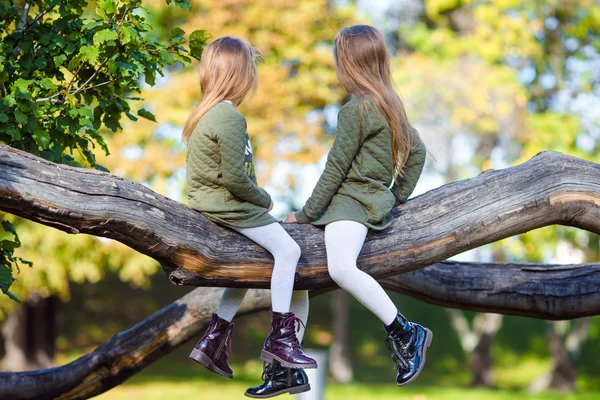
0;0;208;370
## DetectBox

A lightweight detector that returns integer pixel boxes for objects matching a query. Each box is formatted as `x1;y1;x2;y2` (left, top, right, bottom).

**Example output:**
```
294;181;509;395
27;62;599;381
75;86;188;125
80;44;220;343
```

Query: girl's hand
268;201;274;211
284;212;298;223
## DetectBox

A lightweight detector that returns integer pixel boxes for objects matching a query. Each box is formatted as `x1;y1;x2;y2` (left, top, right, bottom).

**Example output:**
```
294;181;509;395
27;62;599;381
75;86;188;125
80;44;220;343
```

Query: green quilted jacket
295;95;426;230
186;102;277;228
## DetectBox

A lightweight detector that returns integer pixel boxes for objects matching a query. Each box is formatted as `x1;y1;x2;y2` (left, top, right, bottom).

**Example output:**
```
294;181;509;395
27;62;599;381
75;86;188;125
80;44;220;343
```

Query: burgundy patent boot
189;313;235;378
260;311;317;369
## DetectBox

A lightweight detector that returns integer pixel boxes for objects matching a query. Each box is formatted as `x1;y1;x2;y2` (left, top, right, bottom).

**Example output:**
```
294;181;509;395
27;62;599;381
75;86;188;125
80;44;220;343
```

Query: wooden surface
1;145;598;289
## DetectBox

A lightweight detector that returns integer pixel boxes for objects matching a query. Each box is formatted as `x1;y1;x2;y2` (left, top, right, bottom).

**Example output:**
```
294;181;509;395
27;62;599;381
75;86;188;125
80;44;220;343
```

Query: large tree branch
381;261;600;320
1;145;598;399
1;145;598;289
0;288;272;400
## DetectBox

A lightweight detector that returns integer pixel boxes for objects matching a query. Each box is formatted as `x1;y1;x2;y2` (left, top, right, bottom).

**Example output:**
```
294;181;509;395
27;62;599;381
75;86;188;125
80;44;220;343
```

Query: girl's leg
234;223;301;313
235;223;316;369
324;220;398;326
325;220;432;386
216;288;248;322
290;290;309;342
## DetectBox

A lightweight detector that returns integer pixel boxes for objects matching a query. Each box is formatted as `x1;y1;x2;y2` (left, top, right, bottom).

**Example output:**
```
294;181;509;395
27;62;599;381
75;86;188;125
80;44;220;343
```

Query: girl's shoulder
202;102;246;125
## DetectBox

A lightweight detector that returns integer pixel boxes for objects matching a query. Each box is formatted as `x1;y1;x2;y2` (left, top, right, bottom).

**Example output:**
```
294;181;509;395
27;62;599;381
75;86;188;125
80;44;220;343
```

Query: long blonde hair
334;25;412;177
182;37;259;142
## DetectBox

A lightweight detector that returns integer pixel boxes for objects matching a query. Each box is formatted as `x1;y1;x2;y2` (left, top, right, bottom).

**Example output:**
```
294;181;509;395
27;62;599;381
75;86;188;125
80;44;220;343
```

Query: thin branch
64;57;88;95
12;3;31;56
71;55;114;96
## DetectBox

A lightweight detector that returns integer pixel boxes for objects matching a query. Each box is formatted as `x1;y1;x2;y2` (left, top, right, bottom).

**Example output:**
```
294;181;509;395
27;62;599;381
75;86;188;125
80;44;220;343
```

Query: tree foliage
0;0;208;302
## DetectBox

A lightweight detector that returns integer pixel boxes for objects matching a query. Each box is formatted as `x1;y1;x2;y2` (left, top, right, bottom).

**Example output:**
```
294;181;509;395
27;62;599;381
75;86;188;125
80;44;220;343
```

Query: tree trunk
470;313;503;387
471;331;493;387
329;290;353;383
446;310;502;388
0;294;60;372
529;318;592;393
546;322;577;392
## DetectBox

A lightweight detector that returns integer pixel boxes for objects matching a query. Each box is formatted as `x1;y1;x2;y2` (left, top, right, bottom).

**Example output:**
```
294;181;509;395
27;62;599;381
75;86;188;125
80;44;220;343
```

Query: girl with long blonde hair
185;37;314;398
286;25;432;386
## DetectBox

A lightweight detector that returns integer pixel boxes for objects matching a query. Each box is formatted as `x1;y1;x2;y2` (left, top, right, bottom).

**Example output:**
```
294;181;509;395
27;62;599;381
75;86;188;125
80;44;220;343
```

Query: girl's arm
217;112;272;209
391;128;426;205
295;102;362;223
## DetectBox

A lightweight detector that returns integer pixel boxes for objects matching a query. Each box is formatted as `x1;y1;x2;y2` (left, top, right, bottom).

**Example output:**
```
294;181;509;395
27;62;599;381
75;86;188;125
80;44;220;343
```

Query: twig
64;57;88;95
12;3;31;56
24;3;57;30
76;78;120;92
71;54;114;96
36;78;120;103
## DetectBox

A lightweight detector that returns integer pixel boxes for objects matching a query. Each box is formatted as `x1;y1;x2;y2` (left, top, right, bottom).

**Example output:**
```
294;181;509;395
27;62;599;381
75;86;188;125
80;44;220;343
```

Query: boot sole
397;328;433;387
260;350;318;369
189;348;233;379
244;383;311;398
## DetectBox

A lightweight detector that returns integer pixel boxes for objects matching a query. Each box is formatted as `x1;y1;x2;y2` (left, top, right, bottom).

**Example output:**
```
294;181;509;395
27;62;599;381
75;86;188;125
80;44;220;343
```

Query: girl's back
186;102;274;228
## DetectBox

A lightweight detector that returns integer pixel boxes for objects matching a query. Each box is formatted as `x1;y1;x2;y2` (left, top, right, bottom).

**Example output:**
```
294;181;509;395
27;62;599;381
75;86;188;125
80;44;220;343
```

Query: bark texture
1;145;599;291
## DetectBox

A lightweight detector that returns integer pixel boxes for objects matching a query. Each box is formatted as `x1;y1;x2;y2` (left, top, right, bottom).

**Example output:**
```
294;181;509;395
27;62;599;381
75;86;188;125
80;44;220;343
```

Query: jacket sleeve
296;102;362;224
391;127;426;206
217;112;272;209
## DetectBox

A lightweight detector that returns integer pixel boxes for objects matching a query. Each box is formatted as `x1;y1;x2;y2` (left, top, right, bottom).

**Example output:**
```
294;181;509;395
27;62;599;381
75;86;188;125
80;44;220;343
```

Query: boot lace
261;362;275;381
385;332;410;371
283;316;306;348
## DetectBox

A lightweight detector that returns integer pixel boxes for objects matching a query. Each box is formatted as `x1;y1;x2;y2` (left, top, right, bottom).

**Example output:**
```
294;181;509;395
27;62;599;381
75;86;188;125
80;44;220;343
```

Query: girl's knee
281;240;301;261
328;261;353;286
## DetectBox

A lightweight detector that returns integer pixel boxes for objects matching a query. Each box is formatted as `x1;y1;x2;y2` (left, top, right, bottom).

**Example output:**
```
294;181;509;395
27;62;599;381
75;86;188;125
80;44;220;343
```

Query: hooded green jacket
186;102;276;228
295;96;426;230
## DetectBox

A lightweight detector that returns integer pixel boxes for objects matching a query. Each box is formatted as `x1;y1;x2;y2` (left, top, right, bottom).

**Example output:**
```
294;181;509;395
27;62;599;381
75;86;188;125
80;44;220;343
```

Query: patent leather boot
245;360;311;398
384;313;433;386
260;311;317;369
189;313;235;378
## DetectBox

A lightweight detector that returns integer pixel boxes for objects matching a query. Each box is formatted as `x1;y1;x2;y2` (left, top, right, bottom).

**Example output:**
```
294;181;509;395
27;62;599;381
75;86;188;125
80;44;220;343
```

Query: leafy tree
0;0;208;302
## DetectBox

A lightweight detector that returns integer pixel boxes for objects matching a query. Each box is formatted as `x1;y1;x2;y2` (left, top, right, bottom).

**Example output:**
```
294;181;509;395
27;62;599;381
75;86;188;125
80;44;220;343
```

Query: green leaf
189;30;211;59
170;27;186;44
83;20;105;31
173;0;192;11
125;111;138;121
137;109;156;122
12;78;30;94
1;220;17;236
159;49;176;65
39;78;58;90
121;26;137;44
53;54;67;67
97;0;116;18
95;163;110;172
80;46;100;64
32;130;50;147
1;288;22;304
35;57;48;69
93;29;118;45
0;71;9;85
0;114;8;123
14;109;28;125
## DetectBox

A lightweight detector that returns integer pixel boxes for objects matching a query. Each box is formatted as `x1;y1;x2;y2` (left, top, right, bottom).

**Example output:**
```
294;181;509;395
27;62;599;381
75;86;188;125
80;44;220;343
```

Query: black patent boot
384;313;433;386
244;360;311;398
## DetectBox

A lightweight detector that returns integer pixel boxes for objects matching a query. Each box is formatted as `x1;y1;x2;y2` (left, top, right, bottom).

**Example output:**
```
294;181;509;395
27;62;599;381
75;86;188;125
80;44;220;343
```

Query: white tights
216;222;309;341
325;220;398;326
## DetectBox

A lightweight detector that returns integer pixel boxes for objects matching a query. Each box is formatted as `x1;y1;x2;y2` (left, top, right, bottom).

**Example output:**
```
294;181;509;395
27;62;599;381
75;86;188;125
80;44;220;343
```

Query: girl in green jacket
184;37;314;398
286;25;432;386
